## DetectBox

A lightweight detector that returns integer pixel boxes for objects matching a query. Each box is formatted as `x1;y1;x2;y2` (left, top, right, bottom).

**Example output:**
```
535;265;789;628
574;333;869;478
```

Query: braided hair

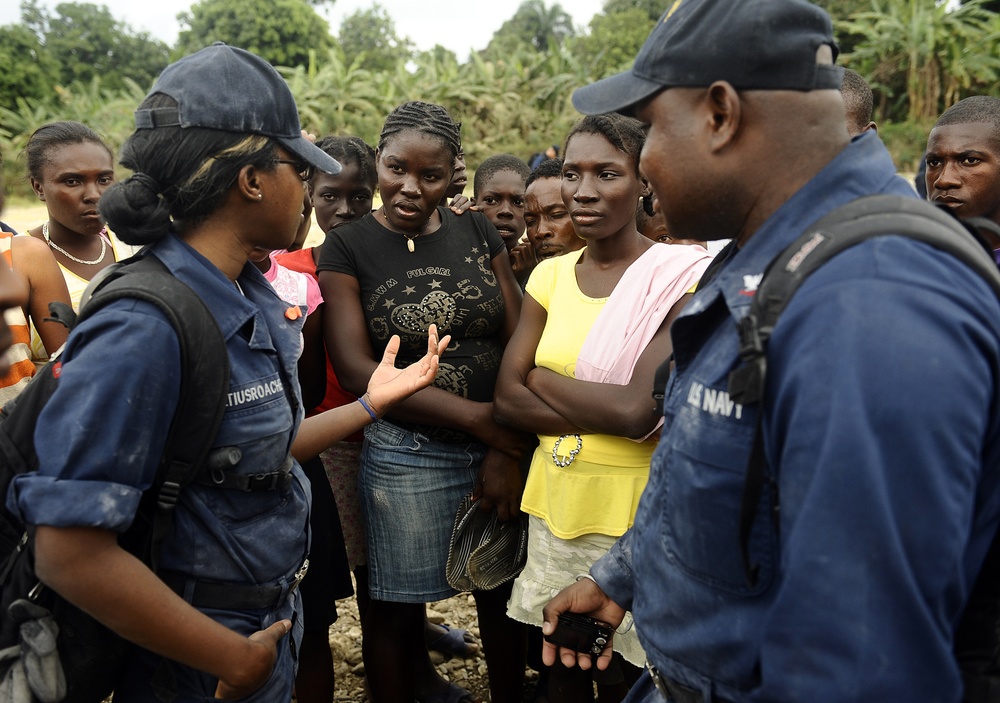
377;101;462;162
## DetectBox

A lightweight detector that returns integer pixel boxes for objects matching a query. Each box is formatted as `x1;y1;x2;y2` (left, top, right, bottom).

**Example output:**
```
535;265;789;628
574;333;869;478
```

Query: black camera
544;612;613;656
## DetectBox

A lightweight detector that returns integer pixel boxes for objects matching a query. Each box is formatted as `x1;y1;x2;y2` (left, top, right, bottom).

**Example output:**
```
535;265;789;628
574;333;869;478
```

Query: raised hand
365;324;450;415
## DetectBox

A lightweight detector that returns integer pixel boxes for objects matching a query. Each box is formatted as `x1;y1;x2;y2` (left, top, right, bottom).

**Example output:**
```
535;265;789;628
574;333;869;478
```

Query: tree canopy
175;0;332;66
570;6;654;78
602;0;664;23
336;3;412;73
485;0;575;56
9;1;169;96
840;0;1000;122
0;24;59;111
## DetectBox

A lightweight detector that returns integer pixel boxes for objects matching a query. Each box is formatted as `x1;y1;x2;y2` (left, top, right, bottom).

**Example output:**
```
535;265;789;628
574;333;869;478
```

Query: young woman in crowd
278;134;480;703
25;123;139;302
472;154;533;287
318;101;530;703
24;121;141;365
8;45;448;702
494;114;712;703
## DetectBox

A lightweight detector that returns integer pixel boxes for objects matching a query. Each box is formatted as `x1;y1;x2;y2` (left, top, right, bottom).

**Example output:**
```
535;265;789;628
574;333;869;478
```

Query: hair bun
99;173;172;245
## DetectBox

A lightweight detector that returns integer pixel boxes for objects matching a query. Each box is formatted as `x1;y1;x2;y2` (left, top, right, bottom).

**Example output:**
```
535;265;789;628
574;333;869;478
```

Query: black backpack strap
77;255;230;571
729;195;1000;587
652;353;674;418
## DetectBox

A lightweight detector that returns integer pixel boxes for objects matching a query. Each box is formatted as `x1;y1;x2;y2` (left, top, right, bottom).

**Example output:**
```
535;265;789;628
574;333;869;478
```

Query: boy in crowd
472;154;533;286
841;68;877;138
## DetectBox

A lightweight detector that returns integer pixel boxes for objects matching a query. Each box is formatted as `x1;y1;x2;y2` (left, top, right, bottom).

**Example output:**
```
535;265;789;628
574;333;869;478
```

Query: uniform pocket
661;383;776;595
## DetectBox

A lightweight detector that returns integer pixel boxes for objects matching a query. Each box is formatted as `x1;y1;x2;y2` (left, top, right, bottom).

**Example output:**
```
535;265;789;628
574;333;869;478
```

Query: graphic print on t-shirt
319;210;508;405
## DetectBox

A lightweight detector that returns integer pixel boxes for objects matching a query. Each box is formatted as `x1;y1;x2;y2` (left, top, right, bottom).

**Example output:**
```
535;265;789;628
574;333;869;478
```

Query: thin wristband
358;394;378;422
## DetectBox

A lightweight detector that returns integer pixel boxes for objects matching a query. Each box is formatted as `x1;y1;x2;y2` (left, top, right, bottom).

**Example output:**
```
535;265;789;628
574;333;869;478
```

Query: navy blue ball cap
573;0;844;116
134;43;341;175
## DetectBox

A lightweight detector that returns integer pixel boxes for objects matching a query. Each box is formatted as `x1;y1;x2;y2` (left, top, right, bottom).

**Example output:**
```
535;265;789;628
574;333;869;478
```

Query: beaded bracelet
358;394;378;422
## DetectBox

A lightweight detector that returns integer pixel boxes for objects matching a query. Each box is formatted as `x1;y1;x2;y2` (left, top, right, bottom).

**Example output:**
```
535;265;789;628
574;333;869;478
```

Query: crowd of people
1;1;1000;702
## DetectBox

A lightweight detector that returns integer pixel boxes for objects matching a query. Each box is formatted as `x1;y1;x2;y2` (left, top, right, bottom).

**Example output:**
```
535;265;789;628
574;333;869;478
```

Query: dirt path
329;590;543;702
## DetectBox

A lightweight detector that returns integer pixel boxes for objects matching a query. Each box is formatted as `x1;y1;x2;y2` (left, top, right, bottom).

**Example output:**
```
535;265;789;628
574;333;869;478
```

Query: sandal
427;623;480;658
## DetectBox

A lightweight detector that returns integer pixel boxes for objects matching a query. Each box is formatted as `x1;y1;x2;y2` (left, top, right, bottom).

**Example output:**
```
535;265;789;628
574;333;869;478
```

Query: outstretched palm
366;324;450;414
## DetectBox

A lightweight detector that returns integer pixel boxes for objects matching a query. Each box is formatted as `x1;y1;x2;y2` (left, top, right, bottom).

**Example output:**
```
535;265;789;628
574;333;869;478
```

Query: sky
0;0;608;60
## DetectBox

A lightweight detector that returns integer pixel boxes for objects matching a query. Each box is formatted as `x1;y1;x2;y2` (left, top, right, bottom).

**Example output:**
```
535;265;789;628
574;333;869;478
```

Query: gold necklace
380;207;420;252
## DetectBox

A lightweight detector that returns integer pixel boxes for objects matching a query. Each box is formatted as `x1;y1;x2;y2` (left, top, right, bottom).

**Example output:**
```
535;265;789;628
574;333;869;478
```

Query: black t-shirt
318;208;507;438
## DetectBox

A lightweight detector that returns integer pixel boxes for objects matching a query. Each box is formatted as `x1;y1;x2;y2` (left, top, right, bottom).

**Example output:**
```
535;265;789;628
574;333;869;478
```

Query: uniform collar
683;132;905;320
148;233;277;346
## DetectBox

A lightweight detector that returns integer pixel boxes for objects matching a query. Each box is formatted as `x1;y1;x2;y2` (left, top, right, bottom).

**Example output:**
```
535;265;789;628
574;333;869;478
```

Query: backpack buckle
730;315;767;405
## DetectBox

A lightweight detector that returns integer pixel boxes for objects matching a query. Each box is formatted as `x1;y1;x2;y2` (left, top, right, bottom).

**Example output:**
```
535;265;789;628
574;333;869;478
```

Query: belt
161;559;309;611
647;663;734;703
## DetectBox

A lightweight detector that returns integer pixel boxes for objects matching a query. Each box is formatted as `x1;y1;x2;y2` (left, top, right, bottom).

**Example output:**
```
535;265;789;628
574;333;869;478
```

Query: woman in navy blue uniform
7;44;447;702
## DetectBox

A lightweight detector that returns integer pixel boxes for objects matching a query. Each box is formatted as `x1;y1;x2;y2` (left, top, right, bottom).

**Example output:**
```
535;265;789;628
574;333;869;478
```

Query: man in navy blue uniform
541;1;1000;701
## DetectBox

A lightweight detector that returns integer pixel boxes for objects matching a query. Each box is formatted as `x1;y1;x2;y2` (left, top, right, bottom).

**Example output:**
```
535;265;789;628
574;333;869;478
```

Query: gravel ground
328;590;542;702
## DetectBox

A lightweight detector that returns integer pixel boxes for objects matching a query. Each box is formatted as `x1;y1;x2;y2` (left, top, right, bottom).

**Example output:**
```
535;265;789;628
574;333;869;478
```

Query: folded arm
526;293;689;439
493;292;584;436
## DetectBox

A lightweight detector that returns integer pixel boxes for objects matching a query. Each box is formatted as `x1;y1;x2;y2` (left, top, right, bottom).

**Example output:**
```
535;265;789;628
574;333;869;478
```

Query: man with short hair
541;1;1000;701
926;95;1000;232
840;67;877;137
523;158;584;262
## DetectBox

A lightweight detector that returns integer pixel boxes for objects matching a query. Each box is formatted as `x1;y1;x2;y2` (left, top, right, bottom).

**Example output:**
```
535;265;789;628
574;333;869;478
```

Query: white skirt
506;515;646;666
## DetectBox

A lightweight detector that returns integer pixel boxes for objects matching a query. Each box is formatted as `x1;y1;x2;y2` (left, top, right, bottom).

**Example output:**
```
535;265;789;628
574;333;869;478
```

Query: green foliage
840;0;1000;122
878;119;934;174
279;48;384;144
602;0;664;23
13;1;170;94
0;24;58;111
811;0;871;55
45;3;166;90
811;0;872;21
484;0;575;56
570;7;654;78
336;3;413;73
175;0;332;67
963;0;1000;12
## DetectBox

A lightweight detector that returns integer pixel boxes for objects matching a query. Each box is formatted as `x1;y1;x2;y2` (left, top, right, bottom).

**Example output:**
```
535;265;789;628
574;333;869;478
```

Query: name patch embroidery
687;381;744;419
227;377;284;408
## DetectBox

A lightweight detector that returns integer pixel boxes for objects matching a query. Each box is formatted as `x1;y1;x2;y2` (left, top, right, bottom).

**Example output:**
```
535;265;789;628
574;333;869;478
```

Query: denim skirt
360;419;484;603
